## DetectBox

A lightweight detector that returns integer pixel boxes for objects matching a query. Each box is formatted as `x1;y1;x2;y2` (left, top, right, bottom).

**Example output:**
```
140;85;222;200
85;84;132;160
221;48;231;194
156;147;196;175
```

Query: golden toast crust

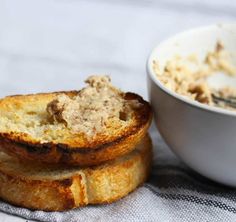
0;91;152;166
0;135;152;211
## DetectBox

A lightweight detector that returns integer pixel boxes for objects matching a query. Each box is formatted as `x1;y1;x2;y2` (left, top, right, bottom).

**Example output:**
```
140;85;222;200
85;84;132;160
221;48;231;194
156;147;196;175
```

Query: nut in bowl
147;24;236;186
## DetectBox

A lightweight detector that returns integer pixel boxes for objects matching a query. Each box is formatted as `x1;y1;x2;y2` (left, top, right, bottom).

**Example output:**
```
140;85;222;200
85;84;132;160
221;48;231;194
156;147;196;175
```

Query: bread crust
0;135;152;211
0;91;152;166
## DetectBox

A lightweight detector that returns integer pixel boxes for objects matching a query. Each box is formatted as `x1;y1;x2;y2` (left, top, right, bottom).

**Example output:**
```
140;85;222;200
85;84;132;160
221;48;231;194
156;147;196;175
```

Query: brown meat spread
154;42;236;110
47;75;141;136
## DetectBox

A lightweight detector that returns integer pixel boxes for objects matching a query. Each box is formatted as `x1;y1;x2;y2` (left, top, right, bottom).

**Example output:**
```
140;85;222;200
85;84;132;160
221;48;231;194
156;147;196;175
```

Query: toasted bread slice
0;134;152;211
0;90;152;166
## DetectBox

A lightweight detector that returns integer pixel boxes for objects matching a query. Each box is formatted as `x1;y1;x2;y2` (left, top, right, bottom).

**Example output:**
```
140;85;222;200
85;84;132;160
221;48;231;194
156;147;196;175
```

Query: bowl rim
147;23;236;117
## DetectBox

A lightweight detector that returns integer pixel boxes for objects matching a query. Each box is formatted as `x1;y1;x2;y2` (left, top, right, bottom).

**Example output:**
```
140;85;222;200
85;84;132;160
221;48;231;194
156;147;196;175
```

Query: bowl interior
147;23;236;115
149;24;236;71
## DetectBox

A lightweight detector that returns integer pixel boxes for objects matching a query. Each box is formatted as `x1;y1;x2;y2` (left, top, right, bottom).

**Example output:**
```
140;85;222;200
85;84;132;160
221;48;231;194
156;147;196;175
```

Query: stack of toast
0;76;152;211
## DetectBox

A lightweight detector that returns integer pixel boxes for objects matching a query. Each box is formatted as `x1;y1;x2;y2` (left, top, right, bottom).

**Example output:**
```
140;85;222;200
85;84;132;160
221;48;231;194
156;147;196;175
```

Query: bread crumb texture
0;75;143;143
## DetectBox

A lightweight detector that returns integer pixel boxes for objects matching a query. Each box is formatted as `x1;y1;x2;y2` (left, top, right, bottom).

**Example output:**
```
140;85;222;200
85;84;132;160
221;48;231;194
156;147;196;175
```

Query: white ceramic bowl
147;24;236;186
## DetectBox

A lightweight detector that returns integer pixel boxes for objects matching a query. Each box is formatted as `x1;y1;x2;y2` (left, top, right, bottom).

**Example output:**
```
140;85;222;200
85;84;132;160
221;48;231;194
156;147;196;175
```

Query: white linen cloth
0;0;236;221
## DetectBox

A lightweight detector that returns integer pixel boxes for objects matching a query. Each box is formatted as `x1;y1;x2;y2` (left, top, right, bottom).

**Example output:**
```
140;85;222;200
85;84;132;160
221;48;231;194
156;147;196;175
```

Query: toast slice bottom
0;134;152;211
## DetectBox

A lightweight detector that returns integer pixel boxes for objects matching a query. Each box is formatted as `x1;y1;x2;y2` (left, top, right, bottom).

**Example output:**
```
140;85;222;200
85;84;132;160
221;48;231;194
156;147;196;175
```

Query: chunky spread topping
47;75;141;136
154;42;236;110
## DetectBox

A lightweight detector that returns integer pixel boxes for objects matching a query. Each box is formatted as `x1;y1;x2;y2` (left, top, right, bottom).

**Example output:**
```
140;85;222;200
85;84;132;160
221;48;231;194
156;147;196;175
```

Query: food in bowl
147;24;236;186
153;41;236;110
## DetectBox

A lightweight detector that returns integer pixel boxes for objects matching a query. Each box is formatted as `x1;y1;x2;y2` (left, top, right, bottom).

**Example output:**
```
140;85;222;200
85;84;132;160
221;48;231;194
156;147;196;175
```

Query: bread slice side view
0;134;152;211
0;89;152;166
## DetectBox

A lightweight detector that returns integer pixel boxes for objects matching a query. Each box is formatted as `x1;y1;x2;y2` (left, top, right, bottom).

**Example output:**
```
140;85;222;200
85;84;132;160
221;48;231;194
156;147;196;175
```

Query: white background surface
0;0;235;221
